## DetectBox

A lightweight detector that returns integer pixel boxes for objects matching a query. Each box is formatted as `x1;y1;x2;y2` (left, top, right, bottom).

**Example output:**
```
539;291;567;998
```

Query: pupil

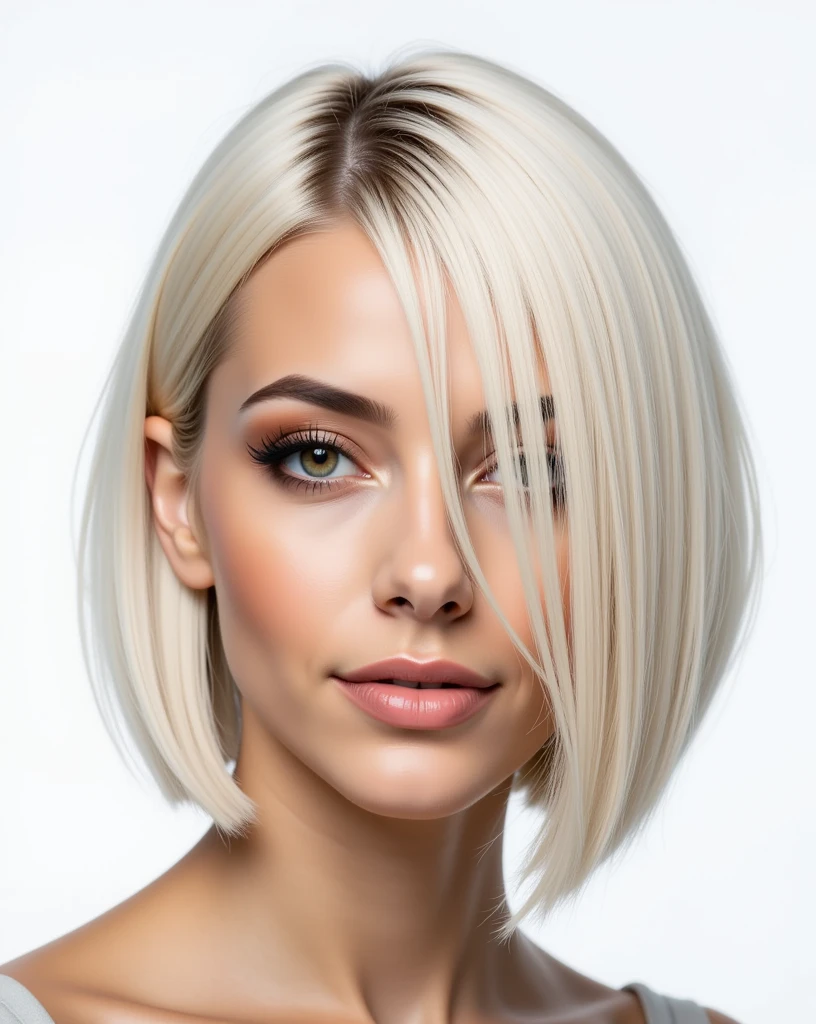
301;446;337;477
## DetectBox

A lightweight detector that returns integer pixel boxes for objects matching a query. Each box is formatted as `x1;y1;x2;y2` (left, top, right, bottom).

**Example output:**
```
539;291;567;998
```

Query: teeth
381;679;461;689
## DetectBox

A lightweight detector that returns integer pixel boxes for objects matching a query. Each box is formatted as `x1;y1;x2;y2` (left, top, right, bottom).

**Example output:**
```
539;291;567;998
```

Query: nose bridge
373;444;473;621
412;445;450;537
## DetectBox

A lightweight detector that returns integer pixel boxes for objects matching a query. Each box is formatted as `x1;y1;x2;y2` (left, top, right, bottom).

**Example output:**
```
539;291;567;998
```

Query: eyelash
246;425;566;506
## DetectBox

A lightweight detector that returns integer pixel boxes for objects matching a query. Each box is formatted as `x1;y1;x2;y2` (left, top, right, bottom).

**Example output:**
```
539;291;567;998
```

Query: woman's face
150;218;569;820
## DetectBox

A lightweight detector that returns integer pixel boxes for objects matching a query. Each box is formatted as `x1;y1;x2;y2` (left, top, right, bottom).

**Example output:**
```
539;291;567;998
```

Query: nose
371;449;475;624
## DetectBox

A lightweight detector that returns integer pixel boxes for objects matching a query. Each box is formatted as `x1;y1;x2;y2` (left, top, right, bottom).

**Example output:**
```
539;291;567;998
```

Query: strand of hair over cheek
381;73;733;931
428;120;644;842
351;156;609;937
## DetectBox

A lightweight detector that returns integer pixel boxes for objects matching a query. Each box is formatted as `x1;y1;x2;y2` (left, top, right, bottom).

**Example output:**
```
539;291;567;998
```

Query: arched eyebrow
238;373;555;437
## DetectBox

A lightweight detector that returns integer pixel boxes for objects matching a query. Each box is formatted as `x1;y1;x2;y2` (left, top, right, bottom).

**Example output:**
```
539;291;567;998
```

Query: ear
143;415;214;590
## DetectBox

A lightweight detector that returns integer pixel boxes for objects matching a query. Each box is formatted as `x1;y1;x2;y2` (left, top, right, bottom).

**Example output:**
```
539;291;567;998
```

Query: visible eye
246;426;367;495
481;448;566;508
247;425;566;509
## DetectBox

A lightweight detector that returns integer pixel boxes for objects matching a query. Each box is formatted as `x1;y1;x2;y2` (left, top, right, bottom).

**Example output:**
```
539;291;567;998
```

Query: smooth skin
1;220;739;1024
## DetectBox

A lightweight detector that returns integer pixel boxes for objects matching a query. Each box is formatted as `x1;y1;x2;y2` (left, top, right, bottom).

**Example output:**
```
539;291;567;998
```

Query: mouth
377;679;469;689
333;676;502;730
335;657;499;689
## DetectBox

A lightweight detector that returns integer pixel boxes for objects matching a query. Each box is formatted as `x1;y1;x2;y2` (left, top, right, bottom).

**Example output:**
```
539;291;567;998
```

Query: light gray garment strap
0;975;56;1024
623;981;711;1023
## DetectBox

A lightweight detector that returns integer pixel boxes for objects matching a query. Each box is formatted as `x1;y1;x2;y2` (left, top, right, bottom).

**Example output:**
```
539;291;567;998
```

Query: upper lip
335;656;499;689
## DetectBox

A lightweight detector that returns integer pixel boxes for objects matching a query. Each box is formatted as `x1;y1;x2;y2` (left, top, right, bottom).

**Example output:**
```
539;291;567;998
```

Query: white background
1;2;814;1021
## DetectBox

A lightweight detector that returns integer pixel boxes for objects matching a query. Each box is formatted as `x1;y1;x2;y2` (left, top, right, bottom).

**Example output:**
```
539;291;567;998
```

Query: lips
380;679;463;689
335;655;498;689
333;677;501;730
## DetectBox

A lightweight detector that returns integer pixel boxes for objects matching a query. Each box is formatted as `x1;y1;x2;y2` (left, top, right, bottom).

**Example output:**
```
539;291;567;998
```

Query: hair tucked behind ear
73;45;764;944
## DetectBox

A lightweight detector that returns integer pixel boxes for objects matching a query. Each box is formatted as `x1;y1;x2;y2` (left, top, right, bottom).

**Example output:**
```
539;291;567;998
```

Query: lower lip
332;678;500;730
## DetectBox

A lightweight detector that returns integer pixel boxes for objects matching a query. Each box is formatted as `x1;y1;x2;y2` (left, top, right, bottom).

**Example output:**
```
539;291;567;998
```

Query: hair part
73;47;764;944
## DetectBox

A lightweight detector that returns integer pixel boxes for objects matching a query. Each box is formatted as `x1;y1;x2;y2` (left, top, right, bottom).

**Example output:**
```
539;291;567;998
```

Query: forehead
215;218;550;420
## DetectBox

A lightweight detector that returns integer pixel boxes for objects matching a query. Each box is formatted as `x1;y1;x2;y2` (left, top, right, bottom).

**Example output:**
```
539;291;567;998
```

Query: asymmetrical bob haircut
74;47;763;941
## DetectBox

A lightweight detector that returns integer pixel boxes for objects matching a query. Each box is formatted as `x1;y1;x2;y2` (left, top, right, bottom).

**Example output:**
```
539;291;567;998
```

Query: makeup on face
332;677;501;730
330;654;502;730
200;221;563;769
239;372;565;509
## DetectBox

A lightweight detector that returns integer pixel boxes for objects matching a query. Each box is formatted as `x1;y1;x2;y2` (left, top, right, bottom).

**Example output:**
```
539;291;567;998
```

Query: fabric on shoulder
0;975;56;1024
623;981;712;1023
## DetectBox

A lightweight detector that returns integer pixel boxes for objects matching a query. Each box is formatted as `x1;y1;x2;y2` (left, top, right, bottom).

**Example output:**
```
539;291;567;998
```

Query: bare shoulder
703;1010;743;1024
517;940;647;1023
0;891;357;1024
0;880;193;1023
0;840;227;1022
0;937;136;1024
518;940;747;1024
0;951;95;1024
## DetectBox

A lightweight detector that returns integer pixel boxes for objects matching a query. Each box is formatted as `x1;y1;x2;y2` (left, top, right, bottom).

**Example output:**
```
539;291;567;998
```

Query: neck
185;703;543;1024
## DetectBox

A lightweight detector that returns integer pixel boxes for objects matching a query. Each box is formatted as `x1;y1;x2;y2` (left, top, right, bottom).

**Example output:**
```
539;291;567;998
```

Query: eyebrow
238;373;555;436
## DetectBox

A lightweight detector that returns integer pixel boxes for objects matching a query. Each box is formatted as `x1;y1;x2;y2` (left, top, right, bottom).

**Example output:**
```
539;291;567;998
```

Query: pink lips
336;656;497;688
333;655;501;730
333;679;500;730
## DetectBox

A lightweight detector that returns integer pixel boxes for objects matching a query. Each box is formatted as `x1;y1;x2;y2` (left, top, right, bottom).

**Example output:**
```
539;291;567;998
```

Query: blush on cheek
201;466;364;694
211;525;314;668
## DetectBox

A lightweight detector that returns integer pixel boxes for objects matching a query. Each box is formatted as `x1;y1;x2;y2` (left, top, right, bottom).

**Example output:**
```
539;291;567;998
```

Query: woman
0;49;760;1023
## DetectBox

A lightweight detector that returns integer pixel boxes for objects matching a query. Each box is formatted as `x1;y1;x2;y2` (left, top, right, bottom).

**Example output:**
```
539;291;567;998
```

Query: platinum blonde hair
74;47;763;942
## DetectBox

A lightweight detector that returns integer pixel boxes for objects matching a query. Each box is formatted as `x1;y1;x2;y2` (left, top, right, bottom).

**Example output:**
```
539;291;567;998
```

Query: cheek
473;511;571;653
199;468;365;675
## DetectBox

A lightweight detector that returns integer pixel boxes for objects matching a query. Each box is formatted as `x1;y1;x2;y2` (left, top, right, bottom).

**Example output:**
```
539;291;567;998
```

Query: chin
324;756;508;820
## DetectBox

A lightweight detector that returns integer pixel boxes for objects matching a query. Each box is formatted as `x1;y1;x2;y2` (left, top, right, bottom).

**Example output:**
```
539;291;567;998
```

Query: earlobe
143;415;215;590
